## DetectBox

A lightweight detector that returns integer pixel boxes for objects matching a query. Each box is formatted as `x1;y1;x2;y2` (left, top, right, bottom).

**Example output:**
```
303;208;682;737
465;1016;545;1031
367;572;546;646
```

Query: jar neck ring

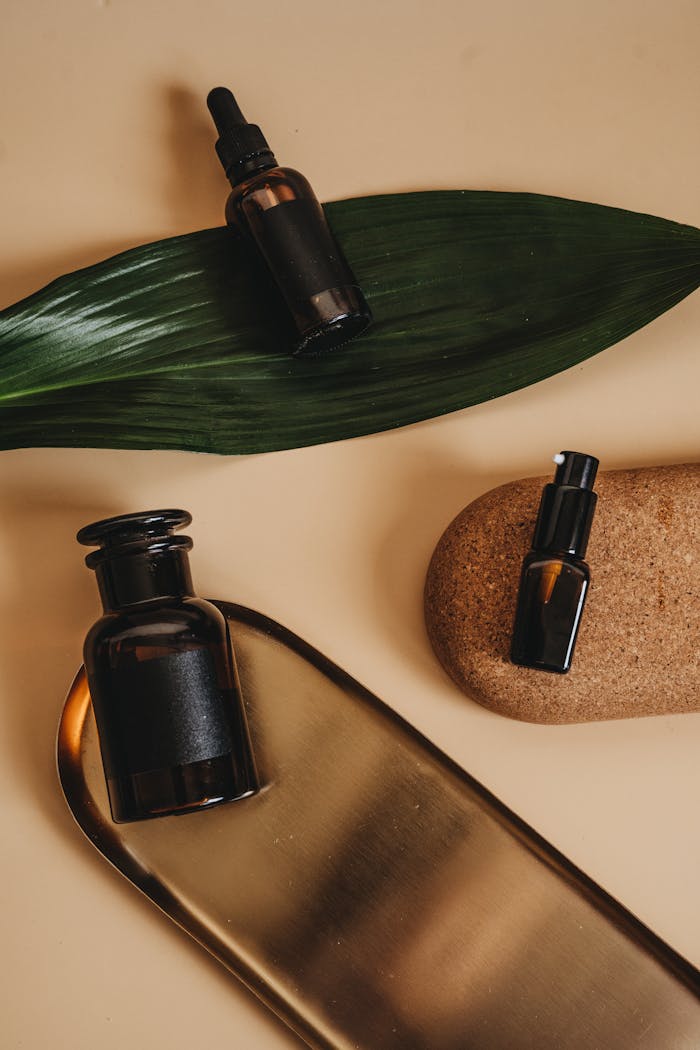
95;544;194;610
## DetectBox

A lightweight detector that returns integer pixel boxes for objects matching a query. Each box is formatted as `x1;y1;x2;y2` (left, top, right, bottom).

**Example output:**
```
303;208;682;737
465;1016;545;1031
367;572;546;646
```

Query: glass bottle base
107;752;259;823
293;286;372;356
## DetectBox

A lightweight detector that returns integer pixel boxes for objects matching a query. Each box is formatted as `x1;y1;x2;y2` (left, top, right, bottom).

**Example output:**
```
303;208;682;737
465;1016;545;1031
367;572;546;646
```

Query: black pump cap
532;452;599;557
207;87;277;184
553;451;598;490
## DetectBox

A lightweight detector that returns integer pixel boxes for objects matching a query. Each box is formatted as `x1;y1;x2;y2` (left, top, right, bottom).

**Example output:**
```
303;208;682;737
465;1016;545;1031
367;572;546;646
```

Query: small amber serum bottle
510;451;599;674
207;86;372;356
77;510;259;822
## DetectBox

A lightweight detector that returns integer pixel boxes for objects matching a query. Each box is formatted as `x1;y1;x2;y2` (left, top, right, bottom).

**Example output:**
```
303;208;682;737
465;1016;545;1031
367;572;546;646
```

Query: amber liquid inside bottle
79;511;259;823
510;551;590;673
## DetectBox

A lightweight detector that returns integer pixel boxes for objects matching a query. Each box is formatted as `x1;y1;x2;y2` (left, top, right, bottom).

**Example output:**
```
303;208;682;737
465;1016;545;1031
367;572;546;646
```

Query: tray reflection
58;603;700;1049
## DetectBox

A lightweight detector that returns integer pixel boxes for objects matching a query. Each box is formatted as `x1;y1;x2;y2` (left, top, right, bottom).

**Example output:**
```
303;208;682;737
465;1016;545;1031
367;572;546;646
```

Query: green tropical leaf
0;190;698;453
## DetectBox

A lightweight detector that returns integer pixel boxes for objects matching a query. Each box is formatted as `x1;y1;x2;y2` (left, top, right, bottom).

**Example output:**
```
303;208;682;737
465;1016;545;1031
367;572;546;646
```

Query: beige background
1;1;699;1047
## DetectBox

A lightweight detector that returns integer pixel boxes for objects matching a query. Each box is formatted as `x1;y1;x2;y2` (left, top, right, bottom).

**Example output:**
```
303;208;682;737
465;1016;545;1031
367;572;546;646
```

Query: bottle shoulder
237;165;311;190
225;166;315;216
522;550;590;577
83;597;226;650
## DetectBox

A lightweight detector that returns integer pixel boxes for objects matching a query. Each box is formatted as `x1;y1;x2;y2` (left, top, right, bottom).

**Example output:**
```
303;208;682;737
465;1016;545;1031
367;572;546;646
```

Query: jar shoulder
83;597;226;654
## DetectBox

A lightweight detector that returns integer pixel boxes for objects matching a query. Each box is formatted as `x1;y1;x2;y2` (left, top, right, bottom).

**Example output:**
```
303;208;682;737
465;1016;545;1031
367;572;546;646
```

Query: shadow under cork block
59;602;699;1049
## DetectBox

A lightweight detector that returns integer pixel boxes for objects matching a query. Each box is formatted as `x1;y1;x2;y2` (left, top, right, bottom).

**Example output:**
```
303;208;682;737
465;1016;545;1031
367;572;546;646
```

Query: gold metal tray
58;603;700;1049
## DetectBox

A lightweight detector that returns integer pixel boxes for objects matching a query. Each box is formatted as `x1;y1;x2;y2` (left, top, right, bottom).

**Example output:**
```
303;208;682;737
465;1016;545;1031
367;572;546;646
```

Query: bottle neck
95;548;195;611
532;484;597;558
227;152;277;186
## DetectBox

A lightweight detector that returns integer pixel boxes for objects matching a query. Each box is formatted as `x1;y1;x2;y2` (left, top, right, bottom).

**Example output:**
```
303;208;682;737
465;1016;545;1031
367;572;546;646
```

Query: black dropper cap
532;451;599;557
207;87;277;184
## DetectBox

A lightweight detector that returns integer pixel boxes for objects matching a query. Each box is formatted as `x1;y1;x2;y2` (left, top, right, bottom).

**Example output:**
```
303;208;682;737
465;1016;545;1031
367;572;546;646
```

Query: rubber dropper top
207;86;246;130
207;86;277;184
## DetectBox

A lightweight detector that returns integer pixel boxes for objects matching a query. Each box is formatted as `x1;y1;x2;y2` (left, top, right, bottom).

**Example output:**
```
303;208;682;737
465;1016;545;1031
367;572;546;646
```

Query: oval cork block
424;463;700;723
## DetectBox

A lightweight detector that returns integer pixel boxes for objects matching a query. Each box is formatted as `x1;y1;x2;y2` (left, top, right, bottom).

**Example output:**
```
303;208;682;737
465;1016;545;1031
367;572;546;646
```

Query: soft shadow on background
165;84;225;230
371;461;499;683
0;486;119;825
0;83;224;311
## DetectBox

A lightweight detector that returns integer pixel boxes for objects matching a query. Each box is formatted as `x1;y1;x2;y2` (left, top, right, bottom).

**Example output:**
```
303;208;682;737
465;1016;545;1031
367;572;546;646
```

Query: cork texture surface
424;463;700;723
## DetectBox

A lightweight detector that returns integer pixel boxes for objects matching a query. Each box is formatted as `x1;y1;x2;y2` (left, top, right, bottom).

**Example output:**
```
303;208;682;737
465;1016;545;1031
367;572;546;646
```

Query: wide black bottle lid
77;509;193;569
532;452;599;557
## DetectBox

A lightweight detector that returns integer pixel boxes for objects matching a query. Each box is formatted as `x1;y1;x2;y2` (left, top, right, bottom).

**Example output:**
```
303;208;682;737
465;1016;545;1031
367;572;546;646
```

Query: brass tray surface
58;602;700;1049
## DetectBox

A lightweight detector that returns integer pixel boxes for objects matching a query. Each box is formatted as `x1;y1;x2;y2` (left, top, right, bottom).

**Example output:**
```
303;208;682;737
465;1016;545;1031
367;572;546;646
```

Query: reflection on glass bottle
207;86;372;356
77;509;258;822
510;451;599;674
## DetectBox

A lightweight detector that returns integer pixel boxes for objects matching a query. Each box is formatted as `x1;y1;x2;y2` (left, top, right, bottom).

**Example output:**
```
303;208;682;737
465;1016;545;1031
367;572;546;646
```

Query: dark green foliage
0;191;698;453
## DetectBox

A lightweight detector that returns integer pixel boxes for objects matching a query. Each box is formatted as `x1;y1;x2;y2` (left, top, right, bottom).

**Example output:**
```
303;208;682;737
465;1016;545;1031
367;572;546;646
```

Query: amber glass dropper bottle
77;510;259;822
510;451;599;674
207;86;372;356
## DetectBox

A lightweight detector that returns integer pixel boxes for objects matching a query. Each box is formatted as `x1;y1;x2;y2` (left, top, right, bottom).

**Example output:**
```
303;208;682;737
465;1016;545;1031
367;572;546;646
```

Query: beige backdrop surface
1;2;699;1047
